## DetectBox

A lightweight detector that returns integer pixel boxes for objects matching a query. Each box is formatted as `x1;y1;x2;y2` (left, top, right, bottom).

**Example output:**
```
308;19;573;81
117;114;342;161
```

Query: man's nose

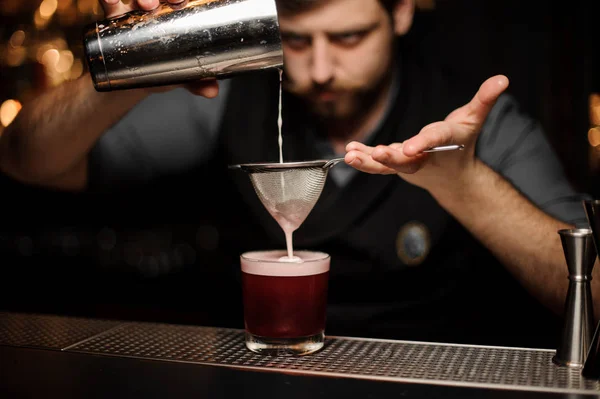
310;38;334;85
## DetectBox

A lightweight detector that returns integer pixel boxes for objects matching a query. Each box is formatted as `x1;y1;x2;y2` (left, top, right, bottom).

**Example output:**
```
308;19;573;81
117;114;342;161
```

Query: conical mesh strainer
230;158;344;233
229;144;463;233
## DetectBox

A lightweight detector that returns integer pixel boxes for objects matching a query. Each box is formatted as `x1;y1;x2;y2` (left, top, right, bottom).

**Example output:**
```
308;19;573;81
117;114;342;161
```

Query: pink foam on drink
241;250;330;276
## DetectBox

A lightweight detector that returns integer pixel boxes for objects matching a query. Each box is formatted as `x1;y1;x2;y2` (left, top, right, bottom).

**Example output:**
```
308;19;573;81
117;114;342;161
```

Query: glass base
245;331;325;356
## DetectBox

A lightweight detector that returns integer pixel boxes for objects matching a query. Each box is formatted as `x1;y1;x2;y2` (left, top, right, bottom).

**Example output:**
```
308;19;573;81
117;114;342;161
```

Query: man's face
279;0;397;121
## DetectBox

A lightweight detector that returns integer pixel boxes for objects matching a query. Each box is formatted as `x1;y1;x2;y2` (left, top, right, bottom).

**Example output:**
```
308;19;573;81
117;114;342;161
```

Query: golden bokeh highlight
0;100;22;128
39;0;58;19
9;30;26;48
589;127;600;148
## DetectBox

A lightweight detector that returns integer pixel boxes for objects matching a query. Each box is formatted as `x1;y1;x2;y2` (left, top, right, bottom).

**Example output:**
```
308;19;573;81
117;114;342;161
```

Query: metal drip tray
1;313;599;395
0;311;122;350
67;322;600;394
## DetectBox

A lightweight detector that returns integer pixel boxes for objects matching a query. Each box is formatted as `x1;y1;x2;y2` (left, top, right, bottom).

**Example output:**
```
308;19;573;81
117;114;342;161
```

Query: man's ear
392;0;415;36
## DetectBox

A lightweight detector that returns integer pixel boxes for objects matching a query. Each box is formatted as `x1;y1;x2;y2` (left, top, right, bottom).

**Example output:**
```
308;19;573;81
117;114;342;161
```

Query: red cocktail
241;250;330;356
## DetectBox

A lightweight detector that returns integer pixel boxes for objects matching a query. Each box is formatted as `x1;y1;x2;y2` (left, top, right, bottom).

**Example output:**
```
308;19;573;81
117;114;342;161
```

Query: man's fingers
402;121;455;157
447;75;509;123
345;150;397;175
371;145;425;174
345;141;375;155
186;79;220;98
345;145;425;175
136;0;160;11
99;0;158;17
474;74;509;111
346;141;373;154
100;0;186;19
99;0;128;17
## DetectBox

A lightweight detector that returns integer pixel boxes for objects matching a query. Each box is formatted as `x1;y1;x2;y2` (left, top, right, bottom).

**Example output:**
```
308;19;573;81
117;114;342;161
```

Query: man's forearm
0;73;148;189
428;159;581;315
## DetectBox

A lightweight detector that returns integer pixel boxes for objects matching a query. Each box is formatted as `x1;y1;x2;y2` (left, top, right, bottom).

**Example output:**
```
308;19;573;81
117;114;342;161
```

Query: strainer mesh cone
248;167;328;232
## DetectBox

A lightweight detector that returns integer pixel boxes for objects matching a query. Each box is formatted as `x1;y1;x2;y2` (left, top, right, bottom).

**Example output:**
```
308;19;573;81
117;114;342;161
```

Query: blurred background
0;0;598;329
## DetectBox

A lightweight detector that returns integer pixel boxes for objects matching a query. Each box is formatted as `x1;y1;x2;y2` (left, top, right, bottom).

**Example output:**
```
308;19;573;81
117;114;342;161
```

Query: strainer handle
423;144;464;153
323;158;346;169
324;145;463;169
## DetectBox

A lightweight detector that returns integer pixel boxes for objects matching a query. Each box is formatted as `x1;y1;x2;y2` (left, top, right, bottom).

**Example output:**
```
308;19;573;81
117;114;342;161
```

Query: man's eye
282;35;310;50
332;33;363;47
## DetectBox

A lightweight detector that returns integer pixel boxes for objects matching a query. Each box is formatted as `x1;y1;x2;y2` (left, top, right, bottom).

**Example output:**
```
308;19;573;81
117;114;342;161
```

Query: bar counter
1;311;599;398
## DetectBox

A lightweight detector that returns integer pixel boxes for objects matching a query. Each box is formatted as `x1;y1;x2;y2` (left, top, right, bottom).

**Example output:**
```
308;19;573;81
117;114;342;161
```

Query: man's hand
98;0;219;98
100;0;186;18
345;75;509;193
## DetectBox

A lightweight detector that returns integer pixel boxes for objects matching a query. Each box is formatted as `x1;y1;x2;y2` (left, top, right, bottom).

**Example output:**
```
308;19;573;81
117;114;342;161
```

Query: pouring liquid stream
278;69;284;164
276;69;301;263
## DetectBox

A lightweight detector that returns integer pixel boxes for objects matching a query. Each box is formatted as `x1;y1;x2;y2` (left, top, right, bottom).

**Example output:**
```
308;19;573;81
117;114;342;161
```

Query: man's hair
277;0;398;15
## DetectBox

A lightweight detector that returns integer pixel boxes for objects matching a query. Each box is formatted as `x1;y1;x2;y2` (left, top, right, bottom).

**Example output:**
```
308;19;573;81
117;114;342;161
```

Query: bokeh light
0;99;22;128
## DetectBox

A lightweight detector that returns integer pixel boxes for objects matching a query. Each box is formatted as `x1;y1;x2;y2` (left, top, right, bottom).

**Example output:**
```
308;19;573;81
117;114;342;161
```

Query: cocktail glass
240;249;330;356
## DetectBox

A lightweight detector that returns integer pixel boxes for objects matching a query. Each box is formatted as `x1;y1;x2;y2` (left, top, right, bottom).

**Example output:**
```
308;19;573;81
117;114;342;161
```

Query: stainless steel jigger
552;228;596;368
582;200;600;378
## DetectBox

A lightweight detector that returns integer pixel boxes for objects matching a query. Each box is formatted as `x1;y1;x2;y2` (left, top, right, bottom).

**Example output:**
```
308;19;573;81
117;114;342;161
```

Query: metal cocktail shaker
83;0;283;92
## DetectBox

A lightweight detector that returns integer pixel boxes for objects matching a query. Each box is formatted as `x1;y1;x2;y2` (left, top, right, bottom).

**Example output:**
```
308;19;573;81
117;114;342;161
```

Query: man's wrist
427;158;487;208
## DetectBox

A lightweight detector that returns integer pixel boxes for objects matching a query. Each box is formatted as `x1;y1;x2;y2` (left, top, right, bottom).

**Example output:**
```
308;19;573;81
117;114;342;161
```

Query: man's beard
308;90;363;120
304;78;390;125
